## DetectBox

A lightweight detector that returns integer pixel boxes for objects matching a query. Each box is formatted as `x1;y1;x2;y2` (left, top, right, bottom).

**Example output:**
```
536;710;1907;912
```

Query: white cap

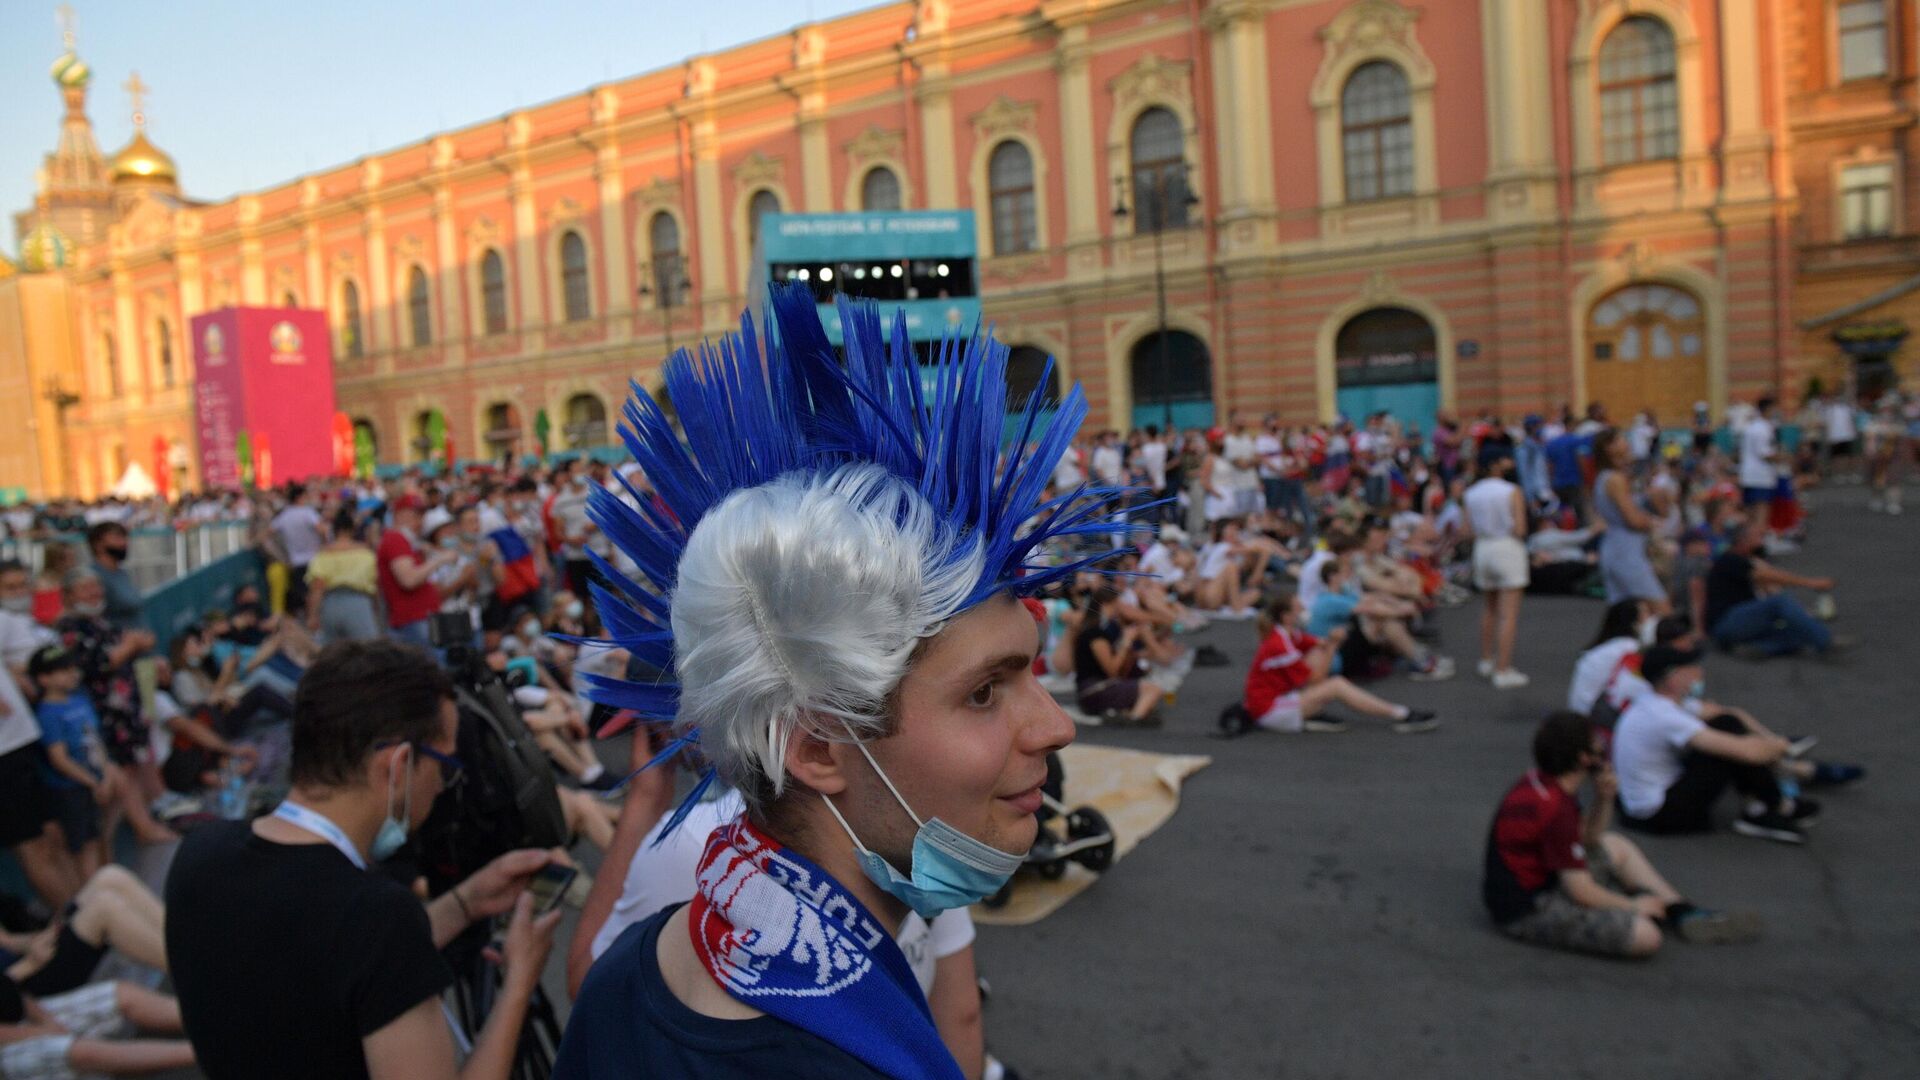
421;506;454;538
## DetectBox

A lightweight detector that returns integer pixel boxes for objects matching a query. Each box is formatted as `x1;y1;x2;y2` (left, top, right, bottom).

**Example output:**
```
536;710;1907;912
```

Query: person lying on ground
1483;711;1762;958
1238;593;1436;735
0;976;197;1079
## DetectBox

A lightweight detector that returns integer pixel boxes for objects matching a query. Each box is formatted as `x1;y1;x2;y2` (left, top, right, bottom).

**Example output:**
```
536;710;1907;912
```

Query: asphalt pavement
968;485;1920;1080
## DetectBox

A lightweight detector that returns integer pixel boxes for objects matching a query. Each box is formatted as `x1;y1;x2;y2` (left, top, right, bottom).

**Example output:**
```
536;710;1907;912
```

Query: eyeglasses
377;741;464;787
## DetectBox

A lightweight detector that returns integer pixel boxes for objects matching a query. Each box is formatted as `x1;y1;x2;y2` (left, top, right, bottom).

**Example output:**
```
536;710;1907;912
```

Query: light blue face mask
821;730;1026;921
371;746;414;861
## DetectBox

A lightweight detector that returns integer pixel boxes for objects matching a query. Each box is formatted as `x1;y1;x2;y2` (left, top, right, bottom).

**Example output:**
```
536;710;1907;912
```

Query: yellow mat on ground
971;743;1210;927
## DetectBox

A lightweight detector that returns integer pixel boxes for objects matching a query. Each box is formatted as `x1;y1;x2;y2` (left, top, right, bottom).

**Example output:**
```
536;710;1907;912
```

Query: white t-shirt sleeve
590;790;745;961
928;906;976;959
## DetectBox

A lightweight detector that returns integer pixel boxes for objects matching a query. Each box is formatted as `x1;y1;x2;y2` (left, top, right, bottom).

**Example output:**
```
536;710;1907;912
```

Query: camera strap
271;800;367;870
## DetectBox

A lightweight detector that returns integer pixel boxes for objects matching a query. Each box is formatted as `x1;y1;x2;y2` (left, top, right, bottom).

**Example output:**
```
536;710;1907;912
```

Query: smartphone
526;863;578;915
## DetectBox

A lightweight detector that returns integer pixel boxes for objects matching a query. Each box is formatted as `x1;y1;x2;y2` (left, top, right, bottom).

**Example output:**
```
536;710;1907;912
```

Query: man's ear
781;717;852;798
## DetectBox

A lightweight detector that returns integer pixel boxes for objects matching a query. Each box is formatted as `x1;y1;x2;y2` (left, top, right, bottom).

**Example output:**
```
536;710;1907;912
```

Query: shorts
0;981;129;1080
1471;536;1531;591
1077;678;1142;715
0;743;55;847
1253;692;1304;733
50;786;100;853
1740;485;1775;506
1232;488;1263;518
17;923;109;997
1496;840;1639;957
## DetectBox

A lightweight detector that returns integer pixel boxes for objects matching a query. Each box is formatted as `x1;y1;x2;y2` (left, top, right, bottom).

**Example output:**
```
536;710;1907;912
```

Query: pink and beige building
2;0;1828;498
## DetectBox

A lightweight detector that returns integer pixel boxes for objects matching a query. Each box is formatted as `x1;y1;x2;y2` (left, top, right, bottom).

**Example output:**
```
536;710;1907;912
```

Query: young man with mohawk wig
556;285;1137;1079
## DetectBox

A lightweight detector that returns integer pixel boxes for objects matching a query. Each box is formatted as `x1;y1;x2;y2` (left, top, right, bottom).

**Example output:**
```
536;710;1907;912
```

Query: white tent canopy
111;461;158;499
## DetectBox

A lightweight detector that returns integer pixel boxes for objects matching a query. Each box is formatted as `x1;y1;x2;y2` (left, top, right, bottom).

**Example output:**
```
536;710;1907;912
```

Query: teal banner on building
762;211;975;262
821;298;984;346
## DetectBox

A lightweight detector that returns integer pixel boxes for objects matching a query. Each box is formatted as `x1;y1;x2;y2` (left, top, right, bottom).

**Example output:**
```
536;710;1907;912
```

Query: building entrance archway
1334;307;1440;435
1586;282;1705;422
1128;330;1214;431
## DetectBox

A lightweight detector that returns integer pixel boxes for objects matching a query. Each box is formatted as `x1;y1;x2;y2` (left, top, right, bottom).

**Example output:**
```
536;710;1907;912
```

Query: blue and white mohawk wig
583;282;1136;829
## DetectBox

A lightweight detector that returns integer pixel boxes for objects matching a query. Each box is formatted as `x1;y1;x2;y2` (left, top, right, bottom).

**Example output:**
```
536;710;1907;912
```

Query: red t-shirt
1482;770;1587;924
1243;626;1318;717
376;529;442;629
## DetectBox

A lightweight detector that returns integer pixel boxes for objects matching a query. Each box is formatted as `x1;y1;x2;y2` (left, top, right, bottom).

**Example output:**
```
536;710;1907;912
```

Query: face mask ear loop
818;791;875;858
840;721;924;829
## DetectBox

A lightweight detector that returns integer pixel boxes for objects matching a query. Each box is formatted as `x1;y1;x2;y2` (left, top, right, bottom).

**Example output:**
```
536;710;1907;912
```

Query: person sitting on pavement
1071;586;1165;727
1238;593;1436;735
1;865;167;999
0;974;196;1079
1191;520;1264;617
1704;520;1840;659
1613;644;1820;843
1483;711;1762;958
1307;559;1454;681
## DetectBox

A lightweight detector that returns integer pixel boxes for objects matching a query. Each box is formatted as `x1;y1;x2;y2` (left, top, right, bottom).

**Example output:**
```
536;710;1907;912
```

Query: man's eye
968;681;999;708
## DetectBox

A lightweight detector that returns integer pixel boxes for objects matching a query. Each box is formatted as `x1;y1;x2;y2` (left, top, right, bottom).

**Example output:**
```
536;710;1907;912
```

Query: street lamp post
1112;163;1199;432
636;254;691;356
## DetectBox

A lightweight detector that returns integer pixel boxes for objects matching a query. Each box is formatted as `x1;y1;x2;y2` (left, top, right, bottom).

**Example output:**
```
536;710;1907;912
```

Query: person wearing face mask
548;463;598;601
376;494;456;649
84;524;144;633
163;640;564;1080
1612;645;1825;844
558;287;1124;1078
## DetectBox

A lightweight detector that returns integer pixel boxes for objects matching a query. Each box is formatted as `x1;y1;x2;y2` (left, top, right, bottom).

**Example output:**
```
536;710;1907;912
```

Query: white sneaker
1492;669;1531;690
1475;659;1496;678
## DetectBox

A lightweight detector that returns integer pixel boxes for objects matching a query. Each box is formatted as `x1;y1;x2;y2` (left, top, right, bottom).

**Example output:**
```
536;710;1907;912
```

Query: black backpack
412;679;568;895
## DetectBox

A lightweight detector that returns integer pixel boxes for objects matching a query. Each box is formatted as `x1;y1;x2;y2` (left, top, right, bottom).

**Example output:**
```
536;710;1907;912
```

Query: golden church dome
50;51;91;89
110;131;176;183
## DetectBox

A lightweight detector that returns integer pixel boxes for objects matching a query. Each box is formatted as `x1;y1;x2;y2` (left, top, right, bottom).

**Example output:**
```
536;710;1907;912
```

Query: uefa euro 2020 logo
269;321;304;364
202;324;225;366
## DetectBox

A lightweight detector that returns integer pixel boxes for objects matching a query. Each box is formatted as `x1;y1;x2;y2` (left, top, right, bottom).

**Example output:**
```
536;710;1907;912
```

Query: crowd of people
0;344;1906;1077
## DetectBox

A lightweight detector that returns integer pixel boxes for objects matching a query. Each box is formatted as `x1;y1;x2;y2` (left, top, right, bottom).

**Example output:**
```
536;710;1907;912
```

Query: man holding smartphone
165;640;564;1080
1481;712;1761;958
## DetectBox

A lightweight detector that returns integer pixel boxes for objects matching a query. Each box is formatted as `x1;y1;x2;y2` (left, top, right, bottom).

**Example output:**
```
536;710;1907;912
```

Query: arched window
1341;62;1413;201
406;266;432;347
480;250;508;335
565;392;609;449
1004;345;1060;407
1597;16;1679;166
746;190;781;253
1129;330;1214;429
103;332;120;397
559;231;592;322
340;280;365;359
987;141;1037;255
1129;107;1190;230
861;166;902;211
155;318;174;389
648;212;688;306
1587;282;1705;420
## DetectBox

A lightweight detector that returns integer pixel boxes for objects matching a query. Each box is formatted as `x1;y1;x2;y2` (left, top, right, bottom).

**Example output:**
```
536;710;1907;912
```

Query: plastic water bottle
218;760;247;820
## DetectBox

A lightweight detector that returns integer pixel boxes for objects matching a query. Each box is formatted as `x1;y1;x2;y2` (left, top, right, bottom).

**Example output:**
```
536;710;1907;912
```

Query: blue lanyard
271;800;367;870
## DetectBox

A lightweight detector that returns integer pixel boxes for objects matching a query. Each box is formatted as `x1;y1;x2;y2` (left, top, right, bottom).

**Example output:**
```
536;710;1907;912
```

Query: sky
1;0;884;257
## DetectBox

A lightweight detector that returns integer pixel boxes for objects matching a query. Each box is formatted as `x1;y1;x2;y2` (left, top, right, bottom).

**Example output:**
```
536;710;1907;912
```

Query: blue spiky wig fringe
578;281;1138;836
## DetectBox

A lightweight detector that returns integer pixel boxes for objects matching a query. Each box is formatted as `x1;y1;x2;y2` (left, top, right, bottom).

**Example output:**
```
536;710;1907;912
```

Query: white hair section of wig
670;462;987;815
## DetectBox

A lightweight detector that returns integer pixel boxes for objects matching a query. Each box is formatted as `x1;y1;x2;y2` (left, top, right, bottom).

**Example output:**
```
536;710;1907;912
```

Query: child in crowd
29;646;115;879
1236;594;1437;735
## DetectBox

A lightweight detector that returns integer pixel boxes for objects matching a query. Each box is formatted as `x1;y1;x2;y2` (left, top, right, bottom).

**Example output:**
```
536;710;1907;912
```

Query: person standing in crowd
164;640;563;1080
269;484;328;616
1543;426;1590;522
1483;711;1761;958
1612;644;1812;843
375;494;453;649
84;524;143;634
31;542;77;627
549;461;598;599
561;286;1115;1079
1;559;58;686
1738;395;1783;532
1464;455;1530;689
1514;415;1553;509
1138;425;1169;523
1823;391;1859;482
1221;413;1264;519
1591;429;1670;614
306;507;382;644
1703;520;1838;658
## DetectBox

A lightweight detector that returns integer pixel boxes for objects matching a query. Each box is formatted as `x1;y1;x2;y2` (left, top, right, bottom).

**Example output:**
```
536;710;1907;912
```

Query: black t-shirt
554;904;888;1079
1071;617;1124;690
1704;552;1757;631
164;820;454;1080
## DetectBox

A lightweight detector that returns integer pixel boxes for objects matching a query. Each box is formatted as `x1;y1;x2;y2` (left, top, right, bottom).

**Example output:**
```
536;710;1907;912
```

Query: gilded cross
56;3;76;50
124;70;149;128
